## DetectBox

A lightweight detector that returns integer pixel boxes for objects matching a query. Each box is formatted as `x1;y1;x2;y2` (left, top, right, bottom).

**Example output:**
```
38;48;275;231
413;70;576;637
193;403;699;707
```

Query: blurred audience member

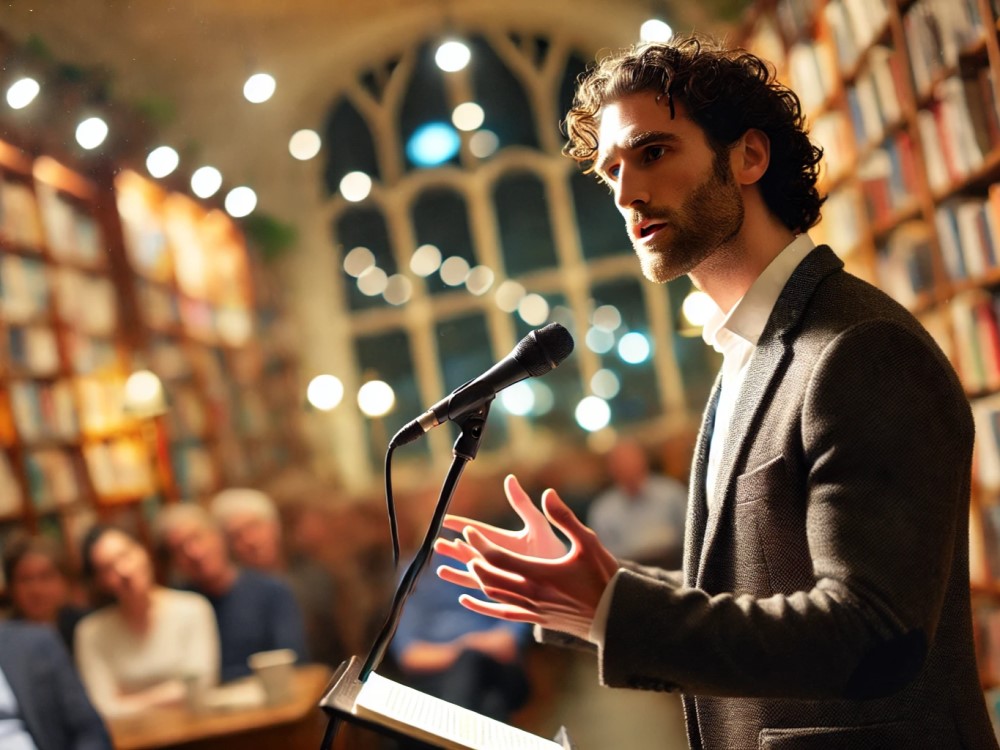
210;486;344;666
0;619;112;750
3;533;88;653
587;438;688;568
153;503;308;682
75;526;219;717
389;536;532;730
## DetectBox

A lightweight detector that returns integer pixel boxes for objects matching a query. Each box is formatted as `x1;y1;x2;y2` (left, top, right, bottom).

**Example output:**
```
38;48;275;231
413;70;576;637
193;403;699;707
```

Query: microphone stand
320;400;493;748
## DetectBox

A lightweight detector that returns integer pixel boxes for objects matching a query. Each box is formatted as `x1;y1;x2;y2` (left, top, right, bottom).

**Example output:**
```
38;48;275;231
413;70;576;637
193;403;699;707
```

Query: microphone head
514;322;575;376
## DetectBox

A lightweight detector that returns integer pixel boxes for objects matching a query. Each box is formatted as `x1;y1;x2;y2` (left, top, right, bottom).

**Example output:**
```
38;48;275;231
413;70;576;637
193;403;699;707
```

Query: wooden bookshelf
742;0;1000;693
0;139;308;585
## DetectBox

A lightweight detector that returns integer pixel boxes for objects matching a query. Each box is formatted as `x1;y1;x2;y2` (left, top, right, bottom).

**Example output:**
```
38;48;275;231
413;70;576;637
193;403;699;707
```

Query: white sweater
75;587;219;717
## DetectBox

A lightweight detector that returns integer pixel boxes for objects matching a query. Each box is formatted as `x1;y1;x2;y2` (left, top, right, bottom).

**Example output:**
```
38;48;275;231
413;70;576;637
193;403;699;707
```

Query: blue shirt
0;664;38;750
198;569;309;682
389;550;530;659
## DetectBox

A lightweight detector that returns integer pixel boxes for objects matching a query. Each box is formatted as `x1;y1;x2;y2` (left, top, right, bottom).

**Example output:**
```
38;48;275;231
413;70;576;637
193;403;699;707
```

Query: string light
6;77;39;109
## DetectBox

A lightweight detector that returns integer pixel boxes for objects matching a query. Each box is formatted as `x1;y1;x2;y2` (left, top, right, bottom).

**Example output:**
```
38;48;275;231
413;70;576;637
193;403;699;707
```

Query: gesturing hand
434;475;620;642
436;475;567;562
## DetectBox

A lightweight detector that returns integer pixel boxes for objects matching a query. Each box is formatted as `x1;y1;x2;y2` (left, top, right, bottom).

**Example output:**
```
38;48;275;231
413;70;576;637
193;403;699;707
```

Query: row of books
788;39;839;115
953;292;1000;395
823;0;890;74
974;599;1000;688
857;131;921;227
0;451;22;516
169;441;217;498
845;46;906;151
34;185;105;267
974;392;1000;493
812;185;867;255
24;448;80;511
0;177;105;266
875;220;936;309
83;437;155;499
775;0;820;42
4;324;60;376
8;380;78;443
6;374;138;443
903;0;986;100
0;178;44;249
53;268;118;336
919;73;1000;195
0;255;49;322
814;110;858;184
935;191;1000;282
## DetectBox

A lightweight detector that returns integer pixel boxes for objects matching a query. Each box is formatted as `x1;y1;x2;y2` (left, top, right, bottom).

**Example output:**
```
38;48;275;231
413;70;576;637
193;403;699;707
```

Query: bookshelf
113;169;306;502
741;0;1000;693
0;138;158;579
0;139;307;587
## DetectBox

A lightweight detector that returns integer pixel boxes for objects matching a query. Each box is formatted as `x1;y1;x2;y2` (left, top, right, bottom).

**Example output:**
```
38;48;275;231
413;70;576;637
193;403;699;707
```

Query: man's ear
733;128;770;186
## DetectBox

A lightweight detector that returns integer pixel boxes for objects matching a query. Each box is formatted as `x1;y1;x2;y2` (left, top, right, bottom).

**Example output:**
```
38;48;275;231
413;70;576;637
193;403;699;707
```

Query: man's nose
615;166;649;210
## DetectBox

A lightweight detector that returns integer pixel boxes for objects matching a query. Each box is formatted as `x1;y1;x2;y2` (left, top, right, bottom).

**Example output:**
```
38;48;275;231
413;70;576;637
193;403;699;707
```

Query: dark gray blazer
555;247;998;748
0;620;112;750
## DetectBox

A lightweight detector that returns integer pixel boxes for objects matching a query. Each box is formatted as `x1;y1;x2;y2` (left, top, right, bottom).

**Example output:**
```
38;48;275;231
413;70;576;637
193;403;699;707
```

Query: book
321;655;573;750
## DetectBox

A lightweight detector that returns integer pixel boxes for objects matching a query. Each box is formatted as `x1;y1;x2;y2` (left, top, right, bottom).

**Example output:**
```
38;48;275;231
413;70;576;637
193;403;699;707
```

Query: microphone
389;322;574;448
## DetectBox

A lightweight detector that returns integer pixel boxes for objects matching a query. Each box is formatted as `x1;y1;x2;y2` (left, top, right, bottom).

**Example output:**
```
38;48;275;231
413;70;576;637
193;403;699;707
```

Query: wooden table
108;664;334;750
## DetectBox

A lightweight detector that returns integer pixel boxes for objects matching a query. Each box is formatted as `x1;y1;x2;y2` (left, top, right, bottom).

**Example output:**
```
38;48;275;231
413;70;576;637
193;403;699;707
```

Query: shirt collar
702;233;816;350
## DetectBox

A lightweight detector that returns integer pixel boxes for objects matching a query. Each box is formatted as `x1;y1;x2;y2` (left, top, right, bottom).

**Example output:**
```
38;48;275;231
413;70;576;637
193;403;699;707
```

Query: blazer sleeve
600;320;973;699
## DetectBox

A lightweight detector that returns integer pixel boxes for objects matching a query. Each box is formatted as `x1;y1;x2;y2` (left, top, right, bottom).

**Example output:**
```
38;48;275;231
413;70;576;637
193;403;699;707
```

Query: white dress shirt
588;233;816;645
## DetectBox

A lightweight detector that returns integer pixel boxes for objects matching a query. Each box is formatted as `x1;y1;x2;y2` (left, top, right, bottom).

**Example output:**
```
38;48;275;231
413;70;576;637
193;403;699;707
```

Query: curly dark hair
563;35;825;233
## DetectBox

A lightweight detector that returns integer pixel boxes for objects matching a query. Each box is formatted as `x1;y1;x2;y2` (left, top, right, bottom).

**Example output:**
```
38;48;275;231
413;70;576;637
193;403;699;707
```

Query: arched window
494;171;558;276
335;207;396;312
570;170;628;260
323;99;380;194
411;189;476;296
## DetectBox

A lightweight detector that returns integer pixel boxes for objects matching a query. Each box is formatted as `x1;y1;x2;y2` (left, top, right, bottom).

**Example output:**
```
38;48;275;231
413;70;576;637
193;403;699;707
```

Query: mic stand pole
359;398;492;682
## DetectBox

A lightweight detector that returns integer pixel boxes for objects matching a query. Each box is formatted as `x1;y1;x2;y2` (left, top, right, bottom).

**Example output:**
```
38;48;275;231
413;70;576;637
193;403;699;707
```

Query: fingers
436;564;482;591
433;536;478;565
541;489;597;549
504;475;546;526
457;594;540;624
441;514;508;538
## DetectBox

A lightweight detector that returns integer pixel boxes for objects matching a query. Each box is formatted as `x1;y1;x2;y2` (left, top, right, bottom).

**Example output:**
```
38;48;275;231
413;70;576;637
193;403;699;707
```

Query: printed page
356;671;563;750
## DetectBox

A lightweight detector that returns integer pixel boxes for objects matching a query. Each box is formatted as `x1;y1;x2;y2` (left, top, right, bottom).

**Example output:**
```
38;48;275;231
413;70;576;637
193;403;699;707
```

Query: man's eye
644;145;665;162
607;165;620;179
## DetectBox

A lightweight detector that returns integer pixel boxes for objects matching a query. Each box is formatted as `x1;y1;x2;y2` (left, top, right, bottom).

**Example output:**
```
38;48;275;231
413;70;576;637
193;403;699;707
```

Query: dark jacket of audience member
198;567;309;682
0;620;112;750
154;503;308;682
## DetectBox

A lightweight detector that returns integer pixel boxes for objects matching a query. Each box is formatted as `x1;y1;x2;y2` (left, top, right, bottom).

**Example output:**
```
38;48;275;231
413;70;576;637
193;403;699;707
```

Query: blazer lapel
694;246;844;586
684;371;721;587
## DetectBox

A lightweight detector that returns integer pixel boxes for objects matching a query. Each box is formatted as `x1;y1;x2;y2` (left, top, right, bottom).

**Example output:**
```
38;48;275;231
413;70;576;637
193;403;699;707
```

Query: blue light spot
406;123;460;167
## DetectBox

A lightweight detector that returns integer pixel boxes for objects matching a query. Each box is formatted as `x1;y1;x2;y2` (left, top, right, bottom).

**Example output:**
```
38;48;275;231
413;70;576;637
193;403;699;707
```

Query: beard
630;150;745;284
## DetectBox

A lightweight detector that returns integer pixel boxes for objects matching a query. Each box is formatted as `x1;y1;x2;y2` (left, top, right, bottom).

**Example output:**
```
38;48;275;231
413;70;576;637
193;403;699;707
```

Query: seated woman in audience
3;533;89;653
74;525;219;717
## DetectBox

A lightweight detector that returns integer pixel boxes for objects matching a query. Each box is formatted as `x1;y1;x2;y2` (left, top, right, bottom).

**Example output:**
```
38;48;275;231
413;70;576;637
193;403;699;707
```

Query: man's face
221;512;281;571
594;92;745;283
164;519;230;587
11;552;69;621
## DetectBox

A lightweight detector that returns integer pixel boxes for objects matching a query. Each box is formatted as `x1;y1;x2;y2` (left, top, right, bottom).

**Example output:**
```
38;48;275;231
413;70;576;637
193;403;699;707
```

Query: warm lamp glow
225;186;257;218
307;374;344;411
123;370;167;418
146;146;179;178
76;117;108;150
244;73;276;103
6;78;39;109
435;40;471;72
358;380;395;417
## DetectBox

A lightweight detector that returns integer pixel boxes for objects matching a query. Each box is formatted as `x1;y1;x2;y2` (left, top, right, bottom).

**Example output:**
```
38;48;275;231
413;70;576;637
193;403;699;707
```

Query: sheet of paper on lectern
355;671;563;750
